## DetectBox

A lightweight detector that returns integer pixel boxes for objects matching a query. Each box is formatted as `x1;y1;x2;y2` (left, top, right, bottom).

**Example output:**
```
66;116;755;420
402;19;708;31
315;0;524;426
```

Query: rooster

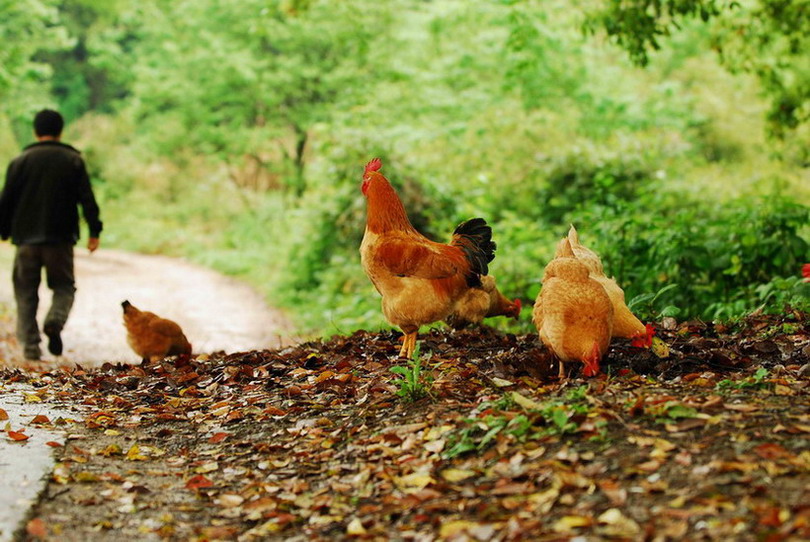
445;275;521;329
560;225;655;347
803;263;810;283
122;300;192;363
360;158;496;358
533;239;614;378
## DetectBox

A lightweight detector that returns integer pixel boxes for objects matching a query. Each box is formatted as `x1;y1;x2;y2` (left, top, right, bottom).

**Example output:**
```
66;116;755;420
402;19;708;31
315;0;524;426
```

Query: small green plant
564;385;588;402
544;405;578;434
649;401;699;424
443;413;531;459
716;367;770;393
627;283;681;321
390;344;433;403
443;388;597;458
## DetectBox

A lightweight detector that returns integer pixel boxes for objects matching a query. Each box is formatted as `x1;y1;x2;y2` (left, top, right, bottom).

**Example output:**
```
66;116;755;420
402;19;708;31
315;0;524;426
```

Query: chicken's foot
398;332;417;359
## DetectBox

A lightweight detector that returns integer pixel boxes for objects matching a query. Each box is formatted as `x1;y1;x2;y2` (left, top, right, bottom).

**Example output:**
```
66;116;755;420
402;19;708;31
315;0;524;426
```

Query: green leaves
390;344;433;403
585;0;810;141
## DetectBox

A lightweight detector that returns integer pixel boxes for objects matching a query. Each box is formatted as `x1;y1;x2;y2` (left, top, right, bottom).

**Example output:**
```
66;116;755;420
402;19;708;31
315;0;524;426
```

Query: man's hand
88;237;100;253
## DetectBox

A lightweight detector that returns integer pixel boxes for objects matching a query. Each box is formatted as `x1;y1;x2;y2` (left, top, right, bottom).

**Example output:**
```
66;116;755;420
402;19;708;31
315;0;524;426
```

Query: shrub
574;193;809;321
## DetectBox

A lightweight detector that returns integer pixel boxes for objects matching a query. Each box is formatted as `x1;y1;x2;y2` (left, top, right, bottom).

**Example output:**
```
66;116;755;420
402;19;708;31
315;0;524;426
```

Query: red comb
512;298;522;318
803;263;810;282
582;343;601;377
631;323;656;348
364;158;382;174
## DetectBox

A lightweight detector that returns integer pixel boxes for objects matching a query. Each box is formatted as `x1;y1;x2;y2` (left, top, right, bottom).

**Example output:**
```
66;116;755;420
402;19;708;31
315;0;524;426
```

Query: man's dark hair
33;109;64;137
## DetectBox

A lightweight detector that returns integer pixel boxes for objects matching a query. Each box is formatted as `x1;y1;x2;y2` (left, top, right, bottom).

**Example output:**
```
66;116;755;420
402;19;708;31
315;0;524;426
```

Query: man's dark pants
13;244;75;358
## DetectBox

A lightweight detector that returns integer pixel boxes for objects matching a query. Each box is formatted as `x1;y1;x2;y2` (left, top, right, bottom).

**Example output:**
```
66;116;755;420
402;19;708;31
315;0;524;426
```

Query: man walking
0;109;103;360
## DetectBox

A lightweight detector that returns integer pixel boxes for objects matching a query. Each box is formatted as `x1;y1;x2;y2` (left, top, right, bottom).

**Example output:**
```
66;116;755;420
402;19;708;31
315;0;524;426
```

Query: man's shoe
43;323;63;356
23;345;42;360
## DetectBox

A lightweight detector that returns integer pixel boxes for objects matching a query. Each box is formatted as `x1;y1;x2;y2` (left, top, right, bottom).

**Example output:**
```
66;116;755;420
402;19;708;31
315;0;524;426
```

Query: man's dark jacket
0;140;102;245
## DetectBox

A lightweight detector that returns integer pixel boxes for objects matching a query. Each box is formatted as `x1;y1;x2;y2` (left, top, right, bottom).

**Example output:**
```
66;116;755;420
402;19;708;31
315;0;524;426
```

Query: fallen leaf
753;443;793;460
598;508;641;537
774;384;794;396
186;475;213;490
208;432;230;443
216;494;245;508
598;480;627;506
552;515;593;533
441;469;476;483
440;520;482;539
125;445;147;461
264;406;286;416
98;443;123;457
396;472;434;492
346;518;366;536
26;518;47;539
512;391;543;410
45;441;63;448
74;471;100;483
665;418;706;432
0;408;8;421
724;403;758;412
528;485;560;513
30;415;50;424
194;461;219;474
7;429;30;441
651;337;670;358
314;370;335;383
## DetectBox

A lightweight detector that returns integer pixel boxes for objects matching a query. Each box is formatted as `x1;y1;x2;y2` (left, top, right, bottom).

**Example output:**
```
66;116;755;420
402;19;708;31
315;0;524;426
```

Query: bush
573;193;809;321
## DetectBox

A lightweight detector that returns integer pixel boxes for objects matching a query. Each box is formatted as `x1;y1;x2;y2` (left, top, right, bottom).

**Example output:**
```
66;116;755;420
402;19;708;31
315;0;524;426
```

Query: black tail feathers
452;217;496;286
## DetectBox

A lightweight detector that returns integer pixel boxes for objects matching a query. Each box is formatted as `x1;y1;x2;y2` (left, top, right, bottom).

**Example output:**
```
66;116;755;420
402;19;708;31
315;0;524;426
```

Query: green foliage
1;0;808;337
443;413;532;459
585;0;728;67
0;0;72;142
716;367;770;393
390;345;433;403
649;401;699;425
627;284;682;320
536;148;655;224
444;387;594;459
585;0;810;149
577;193;810;321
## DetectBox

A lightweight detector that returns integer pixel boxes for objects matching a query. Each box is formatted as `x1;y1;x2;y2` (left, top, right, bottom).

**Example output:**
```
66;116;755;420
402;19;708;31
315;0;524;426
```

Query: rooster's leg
407;333;417;359
399;332;417;359
558;359;567;380
398;334;409;358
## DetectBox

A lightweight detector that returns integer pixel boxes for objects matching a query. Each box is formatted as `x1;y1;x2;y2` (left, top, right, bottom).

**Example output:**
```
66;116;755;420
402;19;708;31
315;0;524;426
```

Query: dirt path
0;245;296;367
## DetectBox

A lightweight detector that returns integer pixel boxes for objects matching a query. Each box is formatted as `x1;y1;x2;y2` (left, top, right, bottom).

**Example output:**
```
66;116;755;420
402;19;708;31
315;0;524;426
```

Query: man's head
33;109;64;139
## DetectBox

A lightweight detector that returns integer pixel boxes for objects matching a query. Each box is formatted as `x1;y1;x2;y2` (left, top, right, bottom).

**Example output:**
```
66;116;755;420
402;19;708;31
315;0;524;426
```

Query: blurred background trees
1;0;807;336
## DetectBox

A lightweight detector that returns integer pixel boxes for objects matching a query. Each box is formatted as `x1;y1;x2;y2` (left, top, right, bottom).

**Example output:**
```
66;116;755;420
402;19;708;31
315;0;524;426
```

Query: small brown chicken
122;300;192;362
532;240;614;378
445;275;521;329
558;225;654;345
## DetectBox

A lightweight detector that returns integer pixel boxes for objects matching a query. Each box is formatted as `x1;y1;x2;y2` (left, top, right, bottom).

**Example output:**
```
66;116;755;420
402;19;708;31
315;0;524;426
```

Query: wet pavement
0;383;75;542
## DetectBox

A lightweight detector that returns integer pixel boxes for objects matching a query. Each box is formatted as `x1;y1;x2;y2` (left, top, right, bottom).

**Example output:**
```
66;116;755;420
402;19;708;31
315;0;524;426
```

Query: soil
2;308;809;541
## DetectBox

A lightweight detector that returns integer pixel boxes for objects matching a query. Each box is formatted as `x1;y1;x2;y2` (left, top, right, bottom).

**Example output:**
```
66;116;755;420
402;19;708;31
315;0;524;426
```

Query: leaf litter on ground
1;310;808;541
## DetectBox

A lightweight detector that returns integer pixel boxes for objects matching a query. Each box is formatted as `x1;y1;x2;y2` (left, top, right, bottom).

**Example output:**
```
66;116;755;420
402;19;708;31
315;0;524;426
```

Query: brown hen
558;225;653;345
121;300;192;363
445;275;521;329
533;240;614;378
